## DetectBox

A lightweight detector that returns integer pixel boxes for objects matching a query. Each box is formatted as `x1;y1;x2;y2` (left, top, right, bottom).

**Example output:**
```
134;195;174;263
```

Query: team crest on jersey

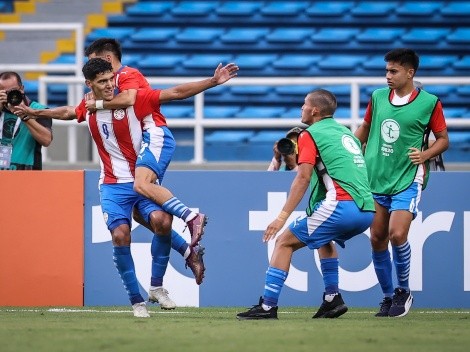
341;135;361;155
113;109;125;120
381;119;400;143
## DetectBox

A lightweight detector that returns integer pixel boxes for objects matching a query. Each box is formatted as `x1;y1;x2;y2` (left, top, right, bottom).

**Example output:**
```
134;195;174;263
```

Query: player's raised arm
159;63;239;103
12;102;77;121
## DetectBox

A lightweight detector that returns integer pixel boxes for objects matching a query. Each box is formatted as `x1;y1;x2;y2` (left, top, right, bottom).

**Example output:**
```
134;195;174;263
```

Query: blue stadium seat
130;28;178;43
220;28;270;43
350;2;398;17
402;28;450;43
236;106;286;118
453;56;470;71
446;28;470;44
443;108;468;118
274;85;318;97
334;108;351;119
86;28;135;42
317;55;367;70
125;2;174;16
312;28;359;43
260;1;310;16
284;107;301;118
395;2;443;17
215;1;263;16
204;106;240;118
231;54;277;70
175;28;225;43
161;105;194;118
456;85;470;96
139;54;187;69
422;85;455;97
249;131;286;143
418;55;459;70
440;2;470;17
183;54;232;69
362;56;385;70
230;85;272;96
265;28;314;43
205;130;254;143
49;54;78;64
306;2;354;17
171;1;217;16
272;55;322;70
356;28;405;43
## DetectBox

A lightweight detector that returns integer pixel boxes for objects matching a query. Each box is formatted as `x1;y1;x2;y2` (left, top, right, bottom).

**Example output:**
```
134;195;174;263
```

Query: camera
6;89;24;106
277;138;296;155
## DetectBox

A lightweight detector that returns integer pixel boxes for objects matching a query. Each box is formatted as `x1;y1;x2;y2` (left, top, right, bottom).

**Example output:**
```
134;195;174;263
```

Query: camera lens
277;138;295;155
7;89;24;106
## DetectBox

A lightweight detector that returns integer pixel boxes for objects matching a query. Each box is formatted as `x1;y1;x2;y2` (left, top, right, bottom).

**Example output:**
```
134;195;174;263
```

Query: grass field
1;306;469;352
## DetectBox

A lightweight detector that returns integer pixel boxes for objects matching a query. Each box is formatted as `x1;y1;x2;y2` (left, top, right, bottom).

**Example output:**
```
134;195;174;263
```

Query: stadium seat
230;54;277;70
130;28;179;43
230;85;273;96
284;107;302;118
171;1;217;16
220;28;270;44
306;2;354;17
350;2;398;17
274;85;318;96
312;28;359;43
422;85;455;97
86;28;135;43
334;107;351;119
265;28;314;43
362;56;385;71
125;2;175;16
443;108;468;118
183;54;232;69
204;106;240;118
205;130;254;144
249;130;286;143
440;2;470;17
215;1;263;16
139;54;187;70
402;28;450;43
453;56;470;71
356;28;405;43
161;105;194;118
317;55;367;70
236;106;286;118
259;1;310;16
121;54;143;67
456;85;470;96
395;2;443;17
418;55;459;70
446;28;470;44
272;55;322;70
175;28;225;43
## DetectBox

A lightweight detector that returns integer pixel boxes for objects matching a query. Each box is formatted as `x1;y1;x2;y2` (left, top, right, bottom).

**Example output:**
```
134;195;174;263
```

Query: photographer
0;72;52;170
267;127;303;171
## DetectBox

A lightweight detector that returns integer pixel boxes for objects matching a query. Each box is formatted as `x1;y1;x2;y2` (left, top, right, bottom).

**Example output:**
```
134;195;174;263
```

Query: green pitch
1;307;469;352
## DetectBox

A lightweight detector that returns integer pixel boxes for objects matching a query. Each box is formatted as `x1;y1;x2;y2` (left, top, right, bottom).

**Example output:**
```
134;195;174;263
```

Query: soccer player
355;48;449;317
84;38;205;285
237;89;375;320
13;58;239;317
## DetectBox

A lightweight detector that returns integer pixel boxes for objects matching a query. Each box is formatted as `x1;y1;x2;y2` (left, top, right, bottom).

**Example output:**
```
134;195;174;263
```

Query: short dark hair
85;38;122;62
82;58;113;80
308;89;337;116
0;71;23;86
384;48;419;72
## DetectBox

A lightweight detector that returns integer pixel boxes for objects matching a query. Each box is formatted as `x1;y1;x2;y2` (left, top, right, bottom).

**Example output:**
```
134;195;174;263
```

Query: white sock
183;247;191;259
261;303;272;311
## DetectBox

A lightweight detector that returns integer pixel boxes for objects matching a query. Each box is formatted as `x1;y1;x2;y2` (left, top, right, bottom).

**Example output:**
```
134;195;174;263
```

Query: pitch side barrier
84;170;470;308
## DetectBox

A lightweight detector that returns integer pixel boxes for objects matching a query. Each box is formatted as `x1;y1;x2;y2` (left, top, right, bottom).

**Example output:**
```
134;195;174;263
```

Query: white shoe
132;302;150;318
148;287;176;310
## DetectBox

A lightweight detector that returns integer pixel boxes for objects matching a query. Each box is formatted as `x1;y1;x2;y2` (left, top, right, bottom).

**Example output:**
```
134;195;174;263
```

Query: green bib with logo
365;88;438;195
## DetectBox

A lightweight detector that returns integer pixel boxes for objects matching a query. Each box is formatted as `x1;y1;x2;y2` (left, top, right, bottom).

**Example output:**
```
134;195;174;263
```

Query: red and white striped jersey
75;89;165;184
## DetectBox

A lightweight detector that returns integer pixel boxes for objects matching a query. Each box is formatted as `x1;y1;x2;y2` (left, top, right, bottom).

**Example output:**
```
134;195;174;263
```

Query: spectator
267;127;303;171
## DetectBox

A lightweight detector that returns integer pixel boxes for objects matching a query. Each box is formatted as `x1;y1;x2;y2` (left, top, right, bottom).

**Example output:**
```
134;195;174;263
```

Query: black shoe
388;288;413;317
375;297;393;317
312;293;348;319
236;297;278;320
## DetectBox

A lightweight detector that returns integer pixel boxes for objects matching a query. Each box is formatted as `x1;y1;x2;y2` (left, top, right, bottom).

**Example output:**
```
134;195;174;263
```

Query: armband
96;100;104;110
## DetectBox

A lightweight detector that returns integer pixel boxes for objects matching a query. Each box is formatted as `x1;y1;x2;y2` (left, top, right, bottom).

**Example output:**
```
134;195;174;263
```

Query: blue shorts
373;182;422;218
99;182;162;231
289;200;374;249
136;126;176;184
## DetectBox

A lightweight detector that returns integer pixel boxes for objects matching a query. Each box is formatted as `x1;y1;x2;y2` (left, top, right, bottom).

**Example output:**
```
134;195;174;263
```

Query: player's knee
149;211;173;234
111;225;131;246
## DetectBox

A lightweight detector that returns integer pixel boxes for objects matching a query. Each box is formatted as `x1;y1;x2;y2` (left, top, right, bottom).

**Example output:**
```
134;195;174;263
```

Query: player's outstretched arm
159;63;239;103
12;102;77;121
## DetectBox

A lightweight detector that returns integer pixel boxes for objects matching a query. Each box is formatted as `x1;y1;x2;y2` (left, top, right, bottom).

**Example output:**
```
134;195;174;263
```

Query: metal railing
38;75;470;164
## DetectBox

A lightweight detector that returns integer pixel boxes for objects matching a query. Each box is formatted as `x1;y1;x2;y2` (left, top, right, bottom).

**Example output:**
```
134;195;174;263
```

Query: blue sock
113;246;143;305
372;249;394;297
320;258;339;294
171;229;189;257
162;197;195;222
150;234;171;287
392;241;411;290
263;266;288;307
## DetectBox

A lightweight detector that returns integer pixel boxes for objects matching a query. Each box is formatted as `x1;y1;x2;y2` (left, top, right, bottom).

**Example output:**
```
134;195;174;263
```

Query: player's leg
370;196;394;317
134;127;207;246
387;182;421;317
237;222;305;320
101;183;149;318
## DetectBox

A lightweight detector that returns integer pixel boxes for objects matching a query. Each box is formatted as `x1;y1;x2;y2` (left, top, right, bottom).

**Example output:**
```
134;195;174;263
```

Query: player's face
301;94;315;125
88;71;115;101
385;61;414;91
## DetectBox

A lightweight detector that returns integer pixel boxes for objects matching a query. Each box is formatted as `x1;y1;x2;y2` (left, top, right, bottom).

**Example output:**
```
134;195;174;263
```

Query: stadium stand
1;0;469;164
